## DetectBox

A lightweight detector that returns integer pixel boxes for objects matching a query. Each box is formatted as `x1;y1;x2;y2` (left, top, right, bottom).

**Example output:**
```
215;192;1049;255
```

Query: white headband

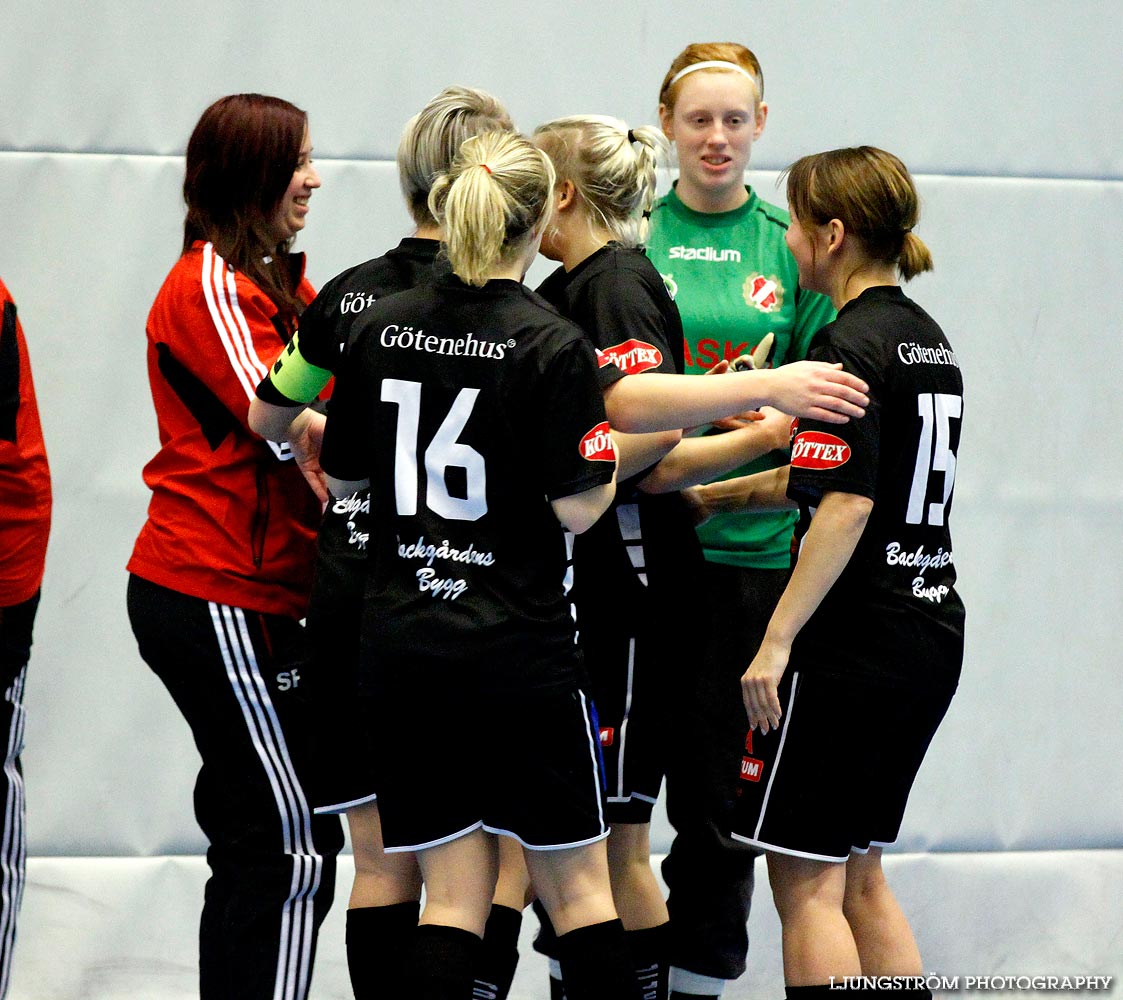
668;60;761;92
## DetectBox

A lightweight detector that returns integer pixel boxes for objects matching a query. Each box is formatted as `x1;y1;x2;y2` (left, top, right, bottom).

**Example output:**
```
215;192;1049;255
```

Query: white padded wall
2;1;1121;996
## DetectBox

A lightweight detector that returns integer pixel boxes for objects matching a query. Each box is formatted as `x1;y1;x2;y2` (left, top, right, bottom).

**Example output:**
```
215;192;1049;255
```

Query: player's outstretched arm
639;407;792;494
613;428;682;482
741;490;872;733
756;362;868;424
682;466;795;525
249;332;334;442
603;365;867;434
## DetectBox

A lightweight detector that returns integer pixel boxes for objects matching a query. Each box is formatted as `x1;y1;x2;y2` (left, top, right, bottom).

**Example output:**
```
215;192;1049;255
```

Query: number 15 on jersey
907;392;962;527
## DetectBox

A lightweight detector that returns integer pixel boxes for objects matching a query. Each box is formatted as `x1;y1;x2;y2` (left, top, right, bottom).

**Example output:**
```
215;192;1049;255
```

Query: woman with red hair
126;93;343;1000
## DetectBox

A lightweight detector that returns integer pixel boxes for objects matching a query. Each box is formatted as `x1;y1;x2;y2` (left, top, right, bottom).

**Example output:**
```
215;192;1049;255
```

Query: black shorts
308;687;379;815
580;620;669;824
730;669;955;862
304;538;379;815
368;677;609;853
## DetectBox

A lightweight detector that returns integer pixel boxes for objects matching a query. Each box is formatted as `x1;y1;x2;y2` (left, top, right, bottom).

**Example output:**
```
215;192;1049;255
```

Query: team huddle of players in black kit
79;36;967;1000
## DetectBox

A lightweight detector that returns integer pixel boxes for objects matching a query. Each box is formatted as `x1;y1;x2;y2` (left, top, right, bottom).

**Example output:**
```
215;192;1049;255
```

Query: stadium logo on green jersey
668;245;742;263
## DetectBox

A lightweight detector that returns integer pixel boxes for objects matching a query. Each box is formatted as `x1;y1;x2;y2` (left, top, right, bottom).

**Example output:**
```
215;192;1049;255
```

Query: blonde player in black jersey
521;114;814;1000
689;147;964;1000
249;86;512;1000
468;113;873;1000
319;129;644;1000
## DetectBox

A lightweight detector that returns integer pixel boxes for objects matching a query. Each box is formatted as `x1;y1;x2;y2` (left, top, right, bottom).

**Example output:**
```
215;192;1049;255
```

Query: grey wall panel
1;3;1121;990
4;2;1121;178
14;851;1123;997
3;158;1122;858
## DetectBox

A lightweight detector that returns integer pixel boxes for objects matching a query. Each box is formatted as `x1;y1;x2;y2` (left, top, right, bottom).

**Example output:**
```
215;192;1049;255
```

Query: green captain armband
267;331;333;404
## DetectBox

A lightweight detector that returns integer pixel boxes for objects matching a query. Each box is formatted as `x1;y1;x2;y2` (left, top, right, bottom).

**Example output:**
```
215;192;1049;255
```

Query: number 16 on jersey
381;378;488;522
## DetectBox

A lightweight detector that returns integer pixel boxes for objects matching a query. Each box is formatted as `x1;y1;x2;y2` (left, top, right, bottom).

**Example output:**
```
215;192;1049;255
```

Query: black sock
627;923;670;1000
534;900;565;998
556;918;639;1000
532;898;559;957
411;923;482;1000
346;901;420;1000
472;904;523;1000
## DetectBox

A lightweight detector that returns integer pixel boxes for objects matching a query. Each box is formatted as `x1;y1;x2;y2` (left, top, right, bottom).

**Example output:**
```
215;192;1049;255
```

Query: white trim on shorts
867;838;896;849
384;819;484;854
487;686;610;849
617;503;648;586
483;825;610;852
579;687;608;835
605;791;658;805
608;637;636;803
730;668;867;864
729;831;848;864
729;669;852;864
313;790;378;816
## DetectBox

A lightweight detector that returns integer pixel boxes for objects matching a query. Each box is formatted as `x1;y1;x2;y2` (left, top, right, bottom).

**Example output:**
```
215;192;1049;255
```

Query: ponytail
898;231;933;281
428;131;555;287
533;115;669;247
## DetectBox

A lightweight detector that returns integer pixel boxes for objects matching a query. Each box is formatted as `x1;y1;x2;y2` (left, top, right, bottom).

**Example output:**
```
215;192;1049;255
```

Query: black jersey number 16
381;378;487;522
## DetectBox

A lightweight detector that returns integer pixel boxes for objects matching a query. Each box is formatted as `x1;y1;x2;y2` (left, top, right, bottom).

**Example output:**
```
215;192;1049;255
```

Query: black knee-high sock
556;918;639;1000
627;923;670;1000
411;924;482;1000
346;901;420;1000
532;901;565;999
472;904;523;1000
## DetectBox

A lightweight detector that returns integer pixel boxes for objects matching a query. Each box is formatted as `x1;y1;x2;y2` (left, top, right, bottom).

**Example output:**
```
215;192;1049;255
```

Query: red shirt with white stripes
128;242;322;619
0;277;52;607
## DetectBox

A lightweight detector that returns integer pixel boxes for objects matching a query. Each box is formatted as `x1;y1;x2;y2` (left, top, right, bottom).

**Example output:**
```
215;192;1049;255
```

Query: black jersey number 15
382;378;487;522
906;392;962;527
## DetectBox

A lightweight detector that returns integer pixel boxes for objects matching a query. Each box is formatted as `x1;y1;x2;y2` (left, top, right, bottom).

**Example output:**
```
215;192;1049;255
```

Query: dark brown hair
783;146;933;280
182;93;308;315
